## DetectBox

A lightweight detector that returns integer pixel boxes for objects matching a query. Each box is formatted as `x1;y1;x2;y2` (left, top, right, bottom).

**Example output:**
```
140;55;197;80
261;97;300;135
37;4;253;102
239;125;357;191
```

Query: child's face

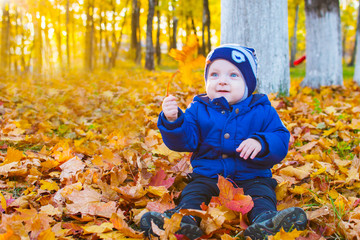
206;59;246;105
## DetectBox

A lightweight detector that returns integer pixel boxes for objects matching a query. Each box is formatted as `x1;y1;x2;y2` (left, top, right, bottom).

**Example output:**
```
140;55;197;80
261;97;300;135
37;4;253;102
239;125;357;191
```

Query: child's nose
218;76;228;85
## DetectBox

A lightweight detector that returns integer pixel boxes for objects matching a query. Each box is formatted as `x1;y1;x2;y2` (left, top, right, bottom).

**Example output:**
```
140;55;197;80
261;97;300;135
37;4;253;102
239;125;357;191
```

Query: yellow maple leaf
269;228;303;240
2;147;23;166
40;180;60;191
82;222;114;234
38;228;55;240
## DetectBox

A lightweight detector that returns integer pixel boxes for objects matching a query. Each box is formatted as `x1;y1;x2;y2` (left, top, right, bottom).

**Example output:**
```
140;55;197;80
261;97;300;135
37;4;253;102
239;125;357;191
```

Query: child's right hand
162;95;179;122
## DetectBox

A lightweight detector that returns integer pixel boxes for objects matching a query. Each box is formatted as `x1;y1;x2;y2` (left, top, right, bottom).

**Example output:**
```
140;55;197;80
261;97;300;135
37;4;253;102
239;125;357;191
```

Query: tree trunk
221;0;290;95
301;0;342;88
131;0;141;64
155;0;161;65
1;2;10;71
33;12;43;73
172;17;178;49
57;5;63;70
85;0;94;70
290;4;299;67
349;0;359;67
66;0;70;69
110;0;130;69
354;0;360;84
202;0;211;55
145;0;155;70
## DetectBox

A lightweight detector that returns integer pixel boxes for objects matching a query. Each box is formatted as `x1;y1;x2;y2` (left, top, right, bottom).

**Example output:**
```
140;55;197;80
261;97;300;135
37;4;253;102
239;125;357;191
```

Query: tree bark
202;0;211;55
155;0;161;65
1;2;10;71
172;17;178;49
290;4;299;67
57;5;63;70
221;0;290;95
302;0;343;88
354;0;360;84
145;0;155;70
66;0;70;69
131;0;141;64
85;0;95;71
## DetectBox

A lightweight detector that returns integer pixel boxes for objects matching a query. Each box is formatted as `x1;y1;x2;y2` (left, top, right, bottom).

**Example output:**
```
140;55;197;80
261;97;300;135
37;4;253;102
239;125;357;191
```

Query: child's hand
236;138;262;160
162;95;179;122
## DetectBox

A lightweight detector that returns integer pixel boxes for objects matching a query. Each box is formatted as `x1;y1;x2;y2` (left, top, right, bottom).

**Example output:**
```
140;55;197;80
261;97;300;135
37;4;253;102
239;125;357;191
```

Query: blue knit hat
204;44;258;98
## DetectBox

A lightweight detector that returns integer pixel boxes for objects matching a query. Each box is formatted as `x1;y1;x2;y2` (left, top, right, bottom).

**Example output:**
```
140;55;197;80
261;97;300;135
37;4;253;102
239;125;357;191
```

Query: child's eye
210;72;218;77
230;73;238;77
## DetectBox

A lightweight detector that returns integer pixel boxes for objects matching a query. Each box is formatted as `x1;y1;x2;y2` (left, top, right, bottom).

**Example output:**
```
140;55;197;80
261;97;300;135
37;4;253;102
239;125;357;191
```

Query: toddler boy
140;44;307;240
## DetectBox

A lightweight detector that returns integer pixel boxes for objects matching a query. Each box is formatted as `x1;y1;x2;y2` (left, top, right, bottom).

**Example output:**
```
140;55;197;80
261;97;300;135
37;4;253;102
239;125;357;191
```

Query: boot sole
244;207;307;240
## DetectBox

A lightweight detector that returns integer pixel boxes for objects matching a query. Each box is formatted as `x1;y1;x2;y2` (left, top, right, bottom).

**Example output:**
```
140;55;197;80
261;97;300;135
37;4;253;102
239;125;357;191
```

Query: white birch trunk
221;0;290;95
302;0;343;88
355;29;360;84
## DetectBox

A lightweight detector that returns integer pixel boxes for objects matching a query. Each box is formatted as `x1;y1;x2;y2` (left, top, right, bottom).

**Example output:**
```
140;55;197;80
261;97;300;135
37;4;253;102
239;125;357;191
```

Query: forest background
0;0;360;240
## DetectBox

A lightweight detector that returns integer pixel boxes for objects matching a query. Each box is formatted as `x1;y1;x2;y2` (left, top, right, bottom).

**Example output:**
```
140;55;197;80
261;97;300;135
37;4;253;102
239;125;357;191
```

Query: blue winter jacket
157;94;290;181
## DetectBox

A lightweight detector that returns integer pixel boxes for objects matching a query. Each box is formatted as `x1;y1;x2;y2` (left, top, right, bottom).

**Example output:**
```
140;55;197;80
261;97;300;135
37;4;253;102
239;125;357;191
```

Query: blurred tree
289;0;301;67
221;0;290;96
66;0;70;69
131;0;141;64
202;0;211;55
341;0;357;65
85;0;95;71
1;2;10;71
355;1;360;83
155;0;161;65
145;0;155;70
348;0;359;66
302;0;343;88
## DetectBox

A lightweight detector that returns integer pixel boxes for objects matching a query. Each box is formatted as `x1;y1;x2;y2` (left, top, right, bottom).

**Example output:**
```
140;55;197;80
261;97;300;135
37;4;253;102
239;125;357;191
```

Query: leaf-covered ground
0;62;359;240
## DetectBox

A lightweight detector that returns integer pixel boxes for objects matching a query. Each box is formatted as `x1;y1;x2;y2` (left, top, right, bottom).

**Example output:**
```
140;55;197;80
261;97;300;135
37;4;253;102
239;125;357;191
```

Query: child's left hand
236;138;262;160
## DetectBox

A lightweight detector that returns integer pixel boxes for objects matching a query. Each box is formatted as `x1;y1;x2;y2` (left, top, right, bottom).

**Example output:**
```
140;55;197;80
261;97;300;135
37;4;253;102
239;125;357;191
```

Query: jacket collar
194;93;270;112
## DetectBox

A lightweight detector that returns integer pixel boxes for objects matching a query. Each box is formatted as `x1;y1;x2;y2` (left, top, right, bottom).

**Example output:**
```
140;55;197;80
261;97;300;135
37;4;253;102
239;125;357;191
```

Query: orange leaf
217;175;253;214
110;213;143;238
0;228;21;240
38;228;55;240
2;147;23;165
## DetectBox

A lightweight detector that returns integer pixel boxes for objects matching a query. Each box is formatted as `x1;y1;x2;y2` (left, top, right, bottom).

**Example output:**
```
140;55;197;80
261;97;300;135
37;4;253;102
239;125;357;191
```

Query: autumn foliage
0;41;360;239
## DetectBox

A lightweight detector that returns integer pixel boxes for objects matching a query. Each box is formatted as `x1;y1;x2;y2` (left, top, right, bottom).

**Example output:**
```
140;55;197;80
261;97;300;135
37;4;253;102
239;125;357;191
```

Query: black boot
140;208;204;240
244;207;307;240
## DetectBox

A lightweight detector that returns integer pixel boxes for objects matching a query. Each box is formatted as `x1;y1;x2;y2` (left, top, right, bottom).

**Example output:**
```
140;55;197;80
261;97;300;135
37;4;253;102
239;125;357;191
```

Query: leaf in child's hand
166;70;180;97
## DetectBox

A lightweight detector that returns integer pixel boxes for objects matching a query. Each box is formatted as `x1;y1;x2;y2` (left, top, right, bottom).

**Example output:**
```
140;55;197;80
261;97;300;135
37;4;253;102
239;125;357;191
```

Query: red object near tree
293;55;306;66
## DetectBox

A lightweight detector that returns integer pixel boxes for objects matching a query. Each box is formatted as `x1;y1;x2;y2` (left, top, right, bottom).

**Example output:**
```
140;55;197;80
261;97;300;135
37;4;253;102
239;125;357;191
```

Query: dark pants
177;173;278;223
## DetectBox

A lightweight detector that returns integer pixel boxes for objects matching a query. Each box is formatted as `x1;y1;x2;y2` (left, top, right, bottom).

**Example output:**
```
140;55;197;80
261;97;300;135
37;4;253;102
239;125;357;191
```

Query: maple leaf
38;228;55;240
2;147;23;165
59;156;85;183
149;169;175;189
216;175;254;214
269;228;304;240
110;213;143;238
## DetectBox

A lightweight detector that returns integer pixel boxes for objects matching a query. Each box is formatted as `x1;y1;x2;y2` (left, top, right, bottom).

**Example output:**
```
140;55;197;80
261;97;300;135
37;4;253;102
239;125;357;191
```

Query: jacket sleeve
157;103;200;152
247;105;290;169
